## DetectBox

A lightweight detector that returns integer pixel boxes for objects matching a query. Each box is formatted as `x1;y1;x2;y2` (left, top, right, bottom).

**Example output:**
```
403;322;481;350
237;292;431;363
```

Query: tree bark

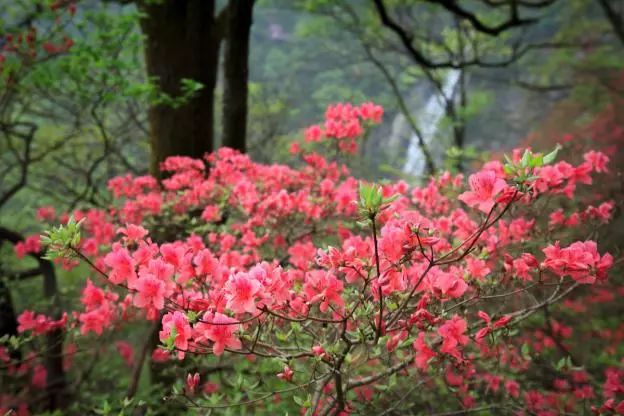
40;260;67;410
0;278;20;360
221;0;254;153
0;227;67;410
138;0;222;177
598;0;624;47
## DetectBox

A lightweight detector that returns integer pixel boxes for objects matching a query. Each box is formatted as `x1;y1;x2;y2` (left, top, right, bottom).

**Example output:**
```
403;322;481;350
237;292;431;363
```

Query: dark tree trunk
0;227;67;410
40;260;67;410
599;0;624;47
138;0;222;177
221;0;254;153
0;278;20;361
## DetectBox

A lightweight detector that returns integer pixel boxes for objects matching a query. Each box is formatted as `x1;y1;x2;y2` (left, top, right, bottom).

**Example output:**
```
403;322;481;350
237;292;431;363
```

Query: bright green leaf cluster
358;182;397;219
40;216;84;260
503;144;562;182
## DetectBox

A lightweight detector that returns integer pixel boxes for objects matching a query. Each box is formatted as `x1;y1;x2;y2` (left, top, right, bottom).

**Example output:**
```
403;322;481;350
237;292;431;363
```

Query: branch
0;122;36;209
425;0;544;36
371;0;561;69
598;0;624;46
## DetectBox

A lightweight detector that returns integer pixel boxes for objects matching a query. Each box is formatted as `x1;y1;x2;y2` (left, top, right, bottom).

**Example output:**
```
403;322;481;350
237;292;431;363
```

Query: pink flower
36;206;56;221
201;205;221;222
506;253;537;281
358;102;384;123
117;224;148;243
432;271;467;299
277;366;294;382
438;315;469;359
14;235;41;259
413;332;436;370
115;341;134;367
493;315;512;329
104;246;137;286
196;312;242;356
303;270;344;313
458;170;507;213
224;272;262;314
465;257;491;280
17;310;48;334
134;274;166;310
304;125;323;142
81;279;105;310
312;345;327;358
583;150;609;173
31;364;47;389
186;372;200;395
288;241;316;269
151;348;170;363
203;382;219;394
159;311;192;359
542;240;613;284
549;209;566;227
505;380;520;398
79;307;111;335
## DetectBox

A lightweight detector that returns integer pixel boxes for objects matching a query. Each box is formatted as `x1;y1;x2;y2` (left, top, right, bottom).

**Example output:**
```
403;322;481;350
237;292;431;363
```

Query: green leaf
520;149;531;168
521;343;531;359
543;144;562;165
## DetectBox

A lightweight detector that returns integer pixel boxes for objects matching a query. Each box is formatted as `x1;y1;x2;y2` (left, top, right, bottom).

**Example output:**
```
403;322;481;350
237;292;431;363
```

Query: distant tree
137;0;255;176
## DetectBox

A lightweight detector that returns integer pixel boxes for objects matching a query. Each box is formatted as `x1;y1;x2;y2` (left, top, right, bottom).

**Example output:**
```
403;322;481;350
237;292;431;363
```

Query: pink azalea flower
543;240;613;284
224;272;262;314
31;364;47;389
134;274;166;310
196;312;242;356
432;271;467;299
458;170;507;213
186;372;200;395
79;305;113;335
583;150;609;173
465;257;491;280
115;341;134;367
277;366;294;382
159;311;192;359
104;246;137;287
303;270;344;313
14;235;41;259
413;332;436;370
117;223;148;243
438;315;469;359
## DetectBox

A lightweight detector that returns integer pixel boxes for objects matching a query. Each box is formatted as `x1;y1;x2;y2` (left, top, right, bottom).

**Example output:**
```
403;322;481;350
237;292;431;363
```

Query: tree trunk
221;0;254;153
138;0;222;177
0;227;67;410
40;260;67;410
0;278;20;361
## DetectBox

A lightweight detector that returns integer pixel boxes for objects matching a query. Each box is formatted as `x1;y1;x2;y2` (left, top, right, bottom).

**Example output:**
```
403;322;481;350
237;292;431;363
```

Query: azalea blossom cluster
2;104;622;415
299;102;383;154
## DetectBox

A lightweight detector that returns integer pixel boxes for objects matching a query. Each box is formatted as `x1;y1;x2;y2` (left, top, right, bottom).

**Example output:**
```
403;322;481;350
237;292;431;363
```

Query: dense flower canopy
2;103;622;416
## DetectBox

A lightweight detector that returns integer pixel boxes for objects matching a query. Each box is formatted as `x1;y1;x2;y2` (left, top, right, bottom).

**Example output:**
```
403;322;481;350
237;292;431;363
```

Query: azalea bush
2;102;623;415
